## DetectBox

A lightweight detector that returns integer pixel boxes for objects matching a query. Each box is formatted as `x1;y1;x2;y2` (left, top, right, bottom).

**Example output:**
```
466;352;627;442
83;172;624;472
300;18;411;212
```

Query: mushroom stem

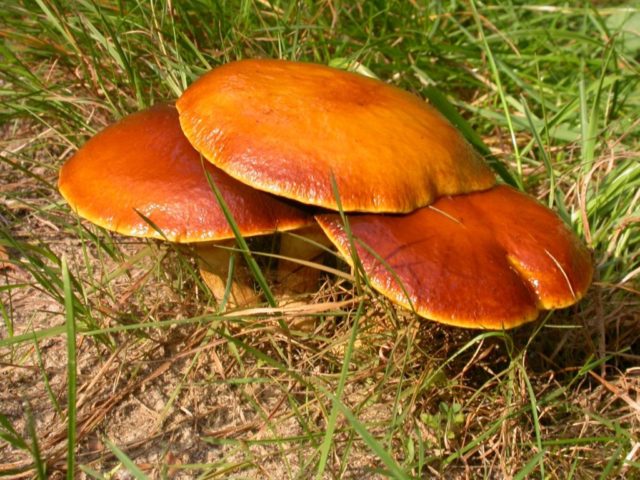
195;241;259;308
276;225;330;295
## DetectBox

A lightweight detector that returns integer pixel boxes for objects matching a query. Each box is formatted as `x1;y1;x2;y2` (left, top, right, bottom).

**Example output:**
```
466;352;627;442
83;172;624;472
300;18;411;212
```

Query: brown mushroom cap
316;185;593;329
176;59;496;213
58;104;311;242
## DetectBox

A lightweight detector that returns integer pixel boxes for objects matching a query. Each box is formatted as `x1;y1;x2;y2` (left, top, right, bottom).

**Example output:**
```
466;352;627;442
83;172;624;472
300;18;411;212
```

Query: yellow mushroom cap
316;186;593;329
58;104;311;242
176;59;496;213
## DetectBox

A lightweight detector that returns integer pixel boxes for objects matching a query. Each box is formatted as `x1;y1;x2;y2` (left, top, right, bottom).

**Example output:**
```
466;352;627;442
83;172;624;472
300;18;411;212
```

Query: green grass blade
104;438;150;479
32;333;63;417
513;450;546;480
417;78;517;187
62;257;77;479
469;0;524;188
203;166;277;308
329;173;369;293
0;413;30;451
0;325;67;349
599;444;624;479
519;362;545;478
24;403;47;479
317;386;412;480
315;300;364;478
521;95;555;206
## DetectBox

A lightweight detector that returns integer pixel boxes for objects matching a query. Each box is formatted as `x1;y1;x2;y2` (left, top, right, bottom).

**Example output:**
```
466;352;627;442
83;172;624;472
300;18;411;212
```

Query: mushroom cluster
59;59;593;329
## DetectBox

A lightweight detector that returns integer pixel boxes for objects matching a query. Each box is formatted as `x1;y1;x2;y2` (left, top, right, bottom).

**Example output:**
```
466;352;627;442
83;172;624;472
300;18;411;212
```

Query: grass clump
1;1;639;478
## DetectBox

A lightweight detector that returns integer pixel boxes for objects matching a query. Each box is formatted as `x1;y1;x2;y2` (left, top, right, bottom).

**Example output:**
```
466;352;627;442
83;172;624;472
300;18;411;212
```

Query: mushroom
316;185;593;329
58;104;312;307
176;58;496;213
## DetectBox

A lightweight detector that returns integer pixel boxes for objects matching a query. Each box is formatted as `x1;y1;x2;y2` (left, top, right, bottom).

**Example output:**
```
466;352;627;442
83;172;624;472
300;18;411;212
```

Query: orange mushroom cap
176;59;496;213
316;185;593;329
58;104;311;242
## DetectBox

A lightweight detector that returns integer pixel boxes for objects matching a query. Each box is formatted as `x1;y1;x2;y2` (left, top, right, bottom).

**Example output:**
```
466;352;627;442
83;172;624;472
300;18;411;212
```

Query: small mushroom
58;104;311;307
176;59;496;213
316;185;593;329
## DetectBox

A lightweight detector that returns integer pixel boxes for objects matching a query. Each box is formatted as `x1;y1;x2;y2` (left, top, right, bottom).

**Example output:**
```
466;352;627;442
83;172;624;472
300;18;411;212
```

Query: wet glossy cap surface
316;186;593;329
58;104;311;242
176;59;496;213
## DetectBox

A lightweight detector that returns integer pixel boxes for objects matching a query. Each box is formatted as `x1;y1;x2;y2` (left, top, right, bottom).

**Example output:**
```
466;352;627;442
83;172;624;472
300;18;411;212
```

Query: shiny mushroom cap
176;59;496;213
58;104;311;243
316;185;593;329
